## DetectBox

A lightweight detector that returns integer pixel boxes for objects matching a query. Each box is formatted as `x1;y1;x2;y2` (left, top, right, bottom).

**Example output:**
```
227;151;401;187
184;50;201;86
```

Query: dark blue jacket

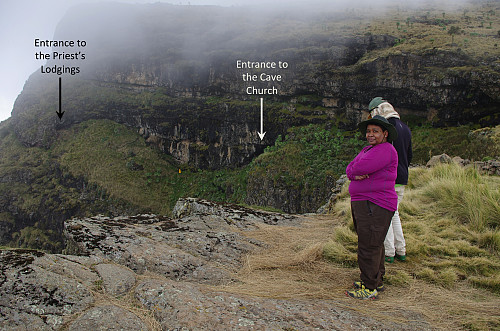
388;117;412;185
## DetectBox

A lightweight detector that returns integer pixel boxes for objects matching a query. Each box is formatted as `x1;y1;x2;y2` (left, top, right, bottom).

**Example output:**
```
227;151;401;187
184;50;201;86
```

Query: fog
0;0;471;122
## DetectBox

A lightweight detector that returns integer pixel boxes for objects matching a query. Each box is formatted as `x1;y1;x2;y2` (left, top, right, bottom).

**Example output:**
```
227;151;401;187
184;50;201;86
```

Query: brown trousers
351;200;394;290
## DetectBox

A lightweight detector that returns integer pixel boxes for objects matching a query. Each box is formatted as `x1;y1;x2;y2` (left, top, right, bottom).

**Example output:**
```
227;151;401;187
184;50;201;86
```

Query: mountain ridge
1;0;499;251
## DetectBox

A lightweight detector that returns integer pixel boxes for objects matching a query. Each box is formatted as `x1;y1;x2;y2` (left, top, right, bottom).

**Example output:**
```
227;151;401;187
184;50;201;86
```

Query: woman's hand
354;175;369;181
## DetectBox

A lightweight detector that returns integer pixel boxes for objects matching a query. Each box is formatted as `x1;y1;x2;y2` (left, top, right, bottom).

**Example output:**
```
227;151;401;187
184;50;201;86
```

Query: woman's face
366;124;388;145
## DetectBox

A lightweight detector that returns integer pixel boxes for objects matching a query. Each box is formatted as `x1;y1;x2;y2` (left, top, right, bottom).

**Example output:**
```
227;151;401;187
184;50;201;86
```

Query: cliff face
2;2;499;245
11;6;399;170
11;3;499;169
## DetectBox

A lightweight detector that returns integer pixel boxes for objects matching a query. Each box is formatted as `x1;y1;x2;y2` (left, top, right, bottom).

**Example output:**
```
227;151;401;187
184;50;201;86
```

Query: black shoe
353;281;385;292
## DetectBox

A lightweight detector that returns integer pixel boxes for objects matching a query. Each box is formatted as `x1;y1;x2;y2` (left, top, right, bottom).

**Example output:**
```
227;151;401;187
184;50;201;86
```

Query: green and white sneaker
353;281;385;292
345;288;378;300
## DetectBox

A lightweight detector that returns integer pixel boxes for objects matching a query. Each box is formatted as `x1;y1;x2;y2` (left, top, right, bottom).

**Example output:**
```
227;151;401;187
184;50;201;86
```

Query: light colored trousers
384;186;406;257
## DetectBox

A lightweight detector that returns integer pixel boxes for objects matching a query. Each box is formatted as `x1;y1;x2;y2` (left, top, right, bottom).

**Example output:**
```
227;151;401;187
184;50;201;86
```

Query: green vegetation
53;119;249;212
252;124;365;187
354;1;500;62
0;119;249;252
0;121;137;252
2;114;498;252
325;164;500;300
411;125;500;164
11;227;63;252
247;124;366;211
54;119;177;213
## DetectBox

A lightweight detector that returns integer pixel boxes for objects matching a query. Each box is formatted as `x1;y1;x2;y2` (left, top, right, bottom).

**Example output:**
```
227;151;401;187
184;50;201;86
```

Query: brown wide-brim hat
358;115;398;143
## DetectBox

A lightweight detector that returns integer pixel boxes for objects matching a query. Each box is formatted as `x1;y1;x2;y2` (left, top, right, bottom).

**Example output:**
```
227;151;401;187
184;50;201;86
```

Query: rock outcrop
473;159;500;176
63;213;259;284
172;197;297;226
0;198;430;330
317;174;349;215
426;153;454;167
427;153;500;175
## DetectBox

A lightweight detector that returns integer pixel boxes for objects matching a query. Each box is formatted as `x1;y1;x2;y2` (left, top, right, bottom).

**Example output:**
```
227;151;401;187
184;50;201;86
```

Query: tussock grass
417;164;500;230
220;165;500;330
323;227;357;267
325;164;500;328
329;164;500;291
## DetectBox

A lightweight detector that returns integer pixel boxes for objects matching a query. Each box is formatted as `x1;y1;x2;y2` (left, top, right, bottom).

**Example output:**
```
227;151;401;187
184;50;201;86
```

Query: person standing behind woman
369;97;413;263
345;115;398;299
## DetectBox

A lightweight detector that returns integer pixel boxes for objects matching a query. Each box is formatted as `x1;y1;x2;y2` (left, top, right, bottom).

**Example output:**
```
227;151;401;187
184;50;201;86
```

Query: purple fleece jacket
346;142;398;212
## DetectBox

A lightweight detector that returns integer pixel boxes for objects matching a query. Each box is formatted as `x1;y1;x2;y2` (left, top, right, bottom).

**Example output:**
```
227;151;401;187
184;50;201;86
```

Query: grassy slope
0;119;249;250
52;119;249;213
411;124;500;163
47;119;366;216
0;122;66;251
53;119;179;213
2;116;498;251
20;119;500;214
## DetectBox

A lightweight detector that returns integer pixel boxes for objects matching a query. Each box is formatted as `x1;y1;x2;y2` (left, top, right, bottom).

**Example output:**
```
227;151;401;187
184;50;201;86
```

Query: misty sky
0;0;217;121
1;0;355;123
0;0;464;122
0;0;312;122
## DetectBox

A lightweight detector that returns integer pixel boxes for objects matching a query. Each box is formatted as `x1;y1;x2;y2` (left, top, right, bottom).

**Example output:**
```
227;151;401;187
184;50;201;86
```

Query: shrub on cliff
246;124;365;213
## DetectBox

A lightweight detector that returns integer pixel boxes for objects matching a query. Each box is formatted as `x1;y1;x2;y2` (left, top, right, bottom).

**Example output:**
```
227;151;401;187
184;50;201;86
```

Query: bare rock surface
63;212;261;284
135;278;424;330
172;197;299;227
94;264;136;296
68;305;147;331
0;250;94;330
0;198;432;330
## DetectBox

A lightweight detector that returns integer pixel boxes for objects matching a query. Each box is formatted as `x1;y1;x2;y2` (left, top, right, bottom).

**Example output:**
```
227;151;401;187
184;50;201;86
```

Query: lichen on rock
0;198;433;330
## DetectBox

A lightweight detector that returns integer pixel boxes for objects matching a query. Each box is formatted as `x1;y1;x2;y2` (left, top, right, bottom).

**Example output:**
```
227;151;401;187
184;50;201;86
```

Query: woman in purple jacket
345;115;398;300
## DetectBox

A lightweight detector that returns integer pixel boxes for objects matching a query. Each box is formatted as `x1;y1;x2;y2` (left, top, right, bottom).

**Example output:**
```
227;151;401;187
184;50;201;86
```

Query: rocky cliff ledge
0;198;428;330
10;2;500;170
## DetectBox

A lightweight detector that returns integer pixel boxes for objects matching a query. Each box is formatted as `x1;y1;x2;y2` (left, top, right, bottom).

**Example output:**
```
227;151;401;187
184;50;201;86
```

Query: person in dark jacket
368;97;413;263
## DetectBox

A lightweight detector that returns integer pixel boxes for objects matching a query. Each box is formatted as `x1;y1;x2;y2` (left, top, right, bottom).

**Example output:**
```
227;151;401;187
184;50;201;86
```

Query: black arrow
56;77;65;121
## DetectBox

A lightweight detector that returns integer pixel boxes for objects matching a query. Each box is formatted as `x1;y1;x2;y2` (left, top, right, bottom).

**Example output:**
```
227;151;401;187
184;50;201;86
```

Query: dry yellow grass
219;214;500;330
221;216;353;299
59;269;165;331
